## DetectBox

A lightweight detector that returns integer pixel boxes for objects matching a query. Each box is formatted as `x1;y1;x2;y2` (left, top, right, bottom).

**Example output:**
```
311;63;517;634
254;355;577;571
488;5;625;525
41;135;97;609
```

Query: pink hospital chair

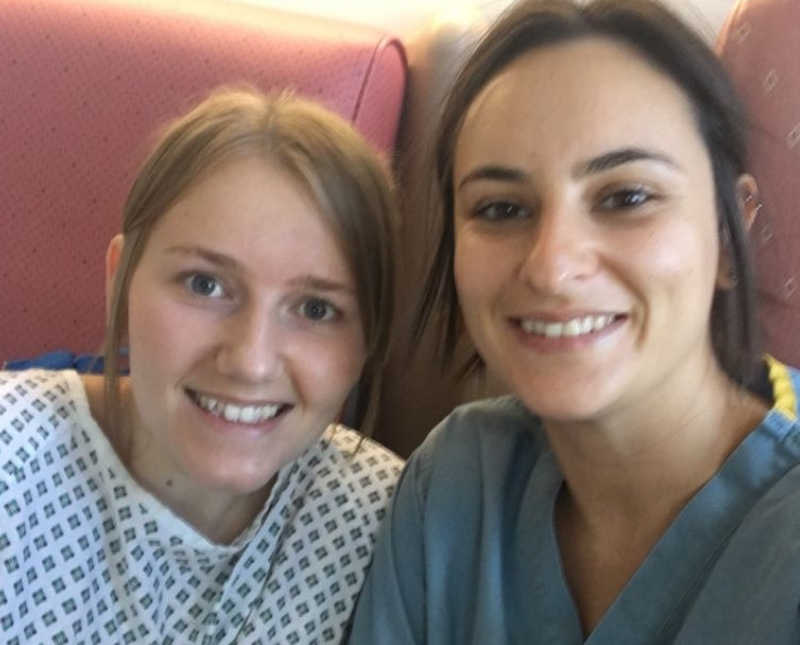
717;0;800;367
0;0;406;373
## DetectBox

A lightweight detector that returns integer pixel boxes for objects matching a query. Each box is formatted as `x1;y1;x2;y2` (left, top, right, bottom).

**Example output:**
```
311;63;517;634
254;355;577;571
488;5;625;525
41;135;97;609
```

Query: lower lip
185;391;287;435
510;317;626;353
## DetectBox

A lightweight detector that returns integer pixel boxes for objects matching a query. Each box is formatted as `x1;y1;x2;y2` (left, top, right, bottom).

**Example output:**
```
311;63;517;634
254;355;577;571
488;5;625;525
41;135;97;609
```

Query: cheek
126;281;204;366
127;281;165;359
332;336;367;386
454;231;493;301
454;229;520;305
293;330;366;404
628;219;720;299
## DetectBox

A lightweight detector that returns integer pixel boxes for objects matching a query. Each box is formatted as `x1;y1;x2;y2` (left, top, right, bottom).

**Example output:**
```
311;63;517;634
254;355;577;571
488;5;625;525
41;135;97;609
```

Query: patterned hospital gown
0;369;403;644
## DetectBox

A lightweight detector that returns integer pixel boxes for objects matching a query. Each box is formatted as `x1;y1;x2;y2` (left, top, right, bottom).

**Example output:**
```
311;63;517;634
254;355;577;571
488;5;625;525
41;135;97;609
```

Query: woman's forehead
454;37;704;179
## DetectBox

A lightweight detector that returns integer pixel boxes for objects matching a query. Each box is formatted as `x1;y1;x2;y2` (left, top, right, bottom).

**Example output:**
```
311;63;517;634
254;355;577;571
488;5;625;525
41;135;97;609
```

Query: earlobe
716;174;761;290
716;254;736;290
736;173;761;232
717;174;761;290
105;234;125;322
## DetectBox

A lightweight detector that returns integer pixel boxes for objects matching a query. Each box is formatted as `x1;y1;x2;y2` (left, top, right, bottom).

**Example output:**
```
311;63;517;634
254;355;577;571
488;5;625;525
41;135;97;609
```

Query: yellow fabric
766;355;798;421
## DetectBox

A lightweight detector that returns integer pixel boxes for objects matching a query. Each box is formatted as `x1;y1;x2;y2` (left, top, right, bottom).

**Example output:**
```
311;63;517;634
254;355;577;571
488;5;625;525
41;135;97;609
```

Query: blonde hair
103;87;397;456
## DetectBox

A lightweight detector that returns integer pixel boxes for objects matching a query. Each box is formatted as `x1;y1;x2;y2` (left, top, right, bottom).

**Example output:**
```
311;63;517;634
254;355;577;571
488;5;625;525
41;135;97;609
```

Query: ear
716;174;760;290
105;234;125;323
735;173;761;231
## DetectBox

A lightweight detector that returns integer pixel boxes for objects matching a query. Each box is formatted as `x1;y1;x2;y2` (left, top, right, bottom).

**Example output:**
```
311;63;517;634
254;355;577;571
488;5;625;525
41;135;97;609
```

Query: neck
546;353;767;636
120;378;272;544
131;461;273;544
546;352;767;529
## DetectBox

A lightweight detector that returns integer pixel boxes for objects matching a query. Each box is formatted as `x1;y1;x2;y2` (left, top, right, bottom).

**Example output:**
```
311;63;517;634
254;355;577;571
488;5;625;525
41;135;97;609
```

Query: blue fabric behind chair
4;351;115;374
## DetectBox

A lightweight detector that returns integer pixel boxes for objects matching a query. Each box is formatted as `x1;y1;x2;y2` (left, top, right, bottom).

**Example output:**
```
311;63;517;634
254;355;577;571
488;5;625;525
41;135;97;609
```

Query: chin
507;361;630;418
513;381;619;423
524;400;604;425
186;458;278;496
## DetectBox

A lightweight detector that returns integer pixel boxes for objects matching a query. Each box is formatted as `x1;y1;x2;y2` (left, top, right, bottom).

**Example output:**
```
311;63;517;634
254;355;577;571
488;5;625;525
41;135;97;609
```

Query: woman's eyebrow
164;248;355;294
457;165;529;190
575;147;683;176
164;245;241;270
287;275;355;294
456;147;682;191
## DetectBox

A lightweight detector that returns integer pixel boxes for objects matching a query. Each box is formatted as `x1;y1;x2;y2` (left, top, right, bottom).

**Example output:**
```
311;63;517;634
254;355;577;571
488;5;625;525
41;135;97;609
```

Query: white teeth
240;406;257;423
544;322;563;338
223;405;240;423
520;314;616;338
593;315;611;331
194;393;281;424
563;319;581;336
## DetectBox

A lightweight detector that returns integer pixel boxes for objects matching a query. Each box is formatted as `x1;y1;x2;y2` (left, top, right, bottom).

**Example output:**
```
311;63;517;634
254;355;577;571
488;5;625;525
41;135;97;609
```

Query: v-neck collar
587;409;800;644
509;396;800;644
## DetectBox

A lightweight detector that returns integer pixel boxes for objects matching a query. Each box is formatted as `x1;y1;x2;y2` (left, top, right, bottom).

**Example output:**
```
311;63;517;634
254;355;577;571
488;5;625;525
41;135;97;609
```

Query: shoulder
433;394;541;441
297;424;404;511
405;395;548;506
318;424;404;475
680;459;800;641
0;368;106;464
0;368;97;492
417;395;546;471
0;368;84;418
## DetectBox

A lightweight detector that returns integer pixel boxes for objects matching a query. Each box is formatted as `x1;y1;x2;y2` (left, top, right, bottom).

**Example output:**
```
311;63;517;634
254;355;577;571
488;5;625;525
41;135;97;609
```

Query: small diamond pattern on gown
0;369;402;644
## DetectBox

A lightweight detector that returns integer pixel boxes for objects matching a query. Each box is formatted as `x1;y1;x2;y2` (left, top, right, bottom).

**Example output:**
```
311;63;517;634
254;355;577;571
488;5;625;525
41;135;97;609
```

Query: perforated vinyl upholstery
717;0;800;366
0;0;405;361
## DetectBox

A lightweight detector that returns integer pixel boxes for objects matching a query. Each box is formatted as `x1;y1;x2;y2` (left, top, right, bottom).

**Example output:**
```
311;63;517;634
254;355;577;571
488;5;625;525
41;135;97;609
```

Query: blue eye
185;273;225;298
475;201;529;221
599;188;652;210
299;297;337;322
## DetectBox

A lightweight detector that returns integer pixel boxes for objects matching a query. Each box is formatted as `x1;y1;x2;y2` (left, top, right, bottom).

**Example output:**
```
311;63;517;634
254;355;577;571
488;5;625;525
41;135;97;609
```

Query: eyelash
597;186;655;211
473;201;530;222
472;186;656;222
175;272;345;329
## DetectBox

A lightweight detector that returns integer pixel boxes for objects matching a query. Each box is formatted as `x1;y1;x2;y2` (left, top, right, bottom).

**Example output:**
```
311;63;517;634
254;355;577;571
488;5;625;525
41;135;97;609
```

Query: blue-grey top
349;360;800;644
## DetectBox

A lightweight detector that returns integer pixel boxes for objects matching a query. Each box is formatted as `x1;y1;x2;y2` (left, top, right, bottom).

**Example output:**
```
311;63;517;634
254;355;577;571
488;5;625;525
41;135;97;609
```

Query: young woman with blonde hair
1;87;402;644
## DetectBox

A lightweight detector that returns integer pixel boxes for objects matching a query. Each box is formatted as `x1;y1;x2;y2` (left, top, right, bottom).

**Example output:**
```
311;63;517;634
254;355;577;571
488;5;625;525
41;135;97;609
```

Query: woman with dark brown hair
349;1;800;642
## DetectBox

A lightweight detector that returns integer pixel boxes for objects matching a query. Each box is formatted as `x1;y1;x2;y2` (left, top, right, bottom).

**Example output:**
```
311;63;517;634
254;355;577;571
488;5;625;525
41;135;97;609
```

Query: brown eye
475;201;529;221
600;188;652;210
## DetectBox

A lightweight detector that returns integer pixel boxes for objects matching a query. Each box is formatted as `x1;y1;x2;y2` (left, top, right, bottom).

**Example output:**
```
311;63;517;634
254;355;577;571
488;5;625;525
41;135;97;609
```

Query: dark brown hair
415;0;758;384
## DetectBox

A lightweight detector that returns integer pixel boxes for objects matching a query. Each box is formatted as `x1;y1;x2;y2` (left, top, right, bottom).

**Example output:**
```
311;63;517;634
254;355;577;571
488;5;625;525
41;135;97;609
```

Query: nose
215;304;283;383
520;202;598;294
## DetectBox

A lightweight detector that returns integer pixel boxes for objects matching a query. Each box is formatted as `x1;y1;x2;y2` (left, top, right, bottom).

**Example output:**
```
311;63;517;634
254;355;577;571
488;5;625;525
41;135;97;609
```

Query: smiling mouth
517;314;624;339
186;389;291;424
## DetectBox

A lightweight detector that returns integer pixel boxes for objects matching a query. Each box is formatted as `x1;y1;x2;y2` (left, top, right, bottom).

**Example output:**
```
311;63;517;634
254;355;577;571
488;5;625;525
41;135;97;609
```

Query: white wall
235;0;738;39
663;0;738;38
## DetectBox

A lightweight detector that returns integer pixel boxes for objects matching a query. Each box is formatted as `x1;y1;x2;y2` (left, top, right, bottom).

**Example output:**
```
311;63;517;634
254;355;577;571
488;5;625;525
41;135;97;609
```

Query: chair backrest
0;0;406;363
716;0;800;366
370;15;509;456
